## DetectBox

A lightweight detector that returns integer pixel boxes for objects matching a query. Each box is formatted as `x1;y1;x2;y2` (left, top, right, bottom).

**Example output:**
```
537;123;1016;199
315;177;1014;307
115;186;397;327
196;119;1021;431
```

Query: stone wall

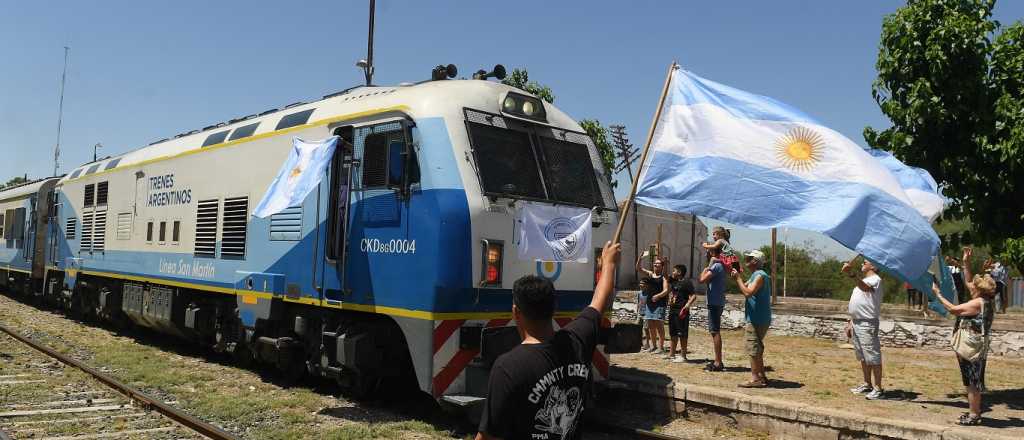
614;291;1024;358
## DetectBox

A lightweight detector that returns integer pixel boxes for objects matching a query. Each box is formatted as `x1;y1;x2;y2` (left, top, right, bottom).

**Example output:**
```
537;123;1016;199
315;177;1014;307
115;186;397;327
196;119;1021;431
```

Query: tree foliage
579;119;617;188
1;176;28;189
865;0;1024;274
500;68;555;103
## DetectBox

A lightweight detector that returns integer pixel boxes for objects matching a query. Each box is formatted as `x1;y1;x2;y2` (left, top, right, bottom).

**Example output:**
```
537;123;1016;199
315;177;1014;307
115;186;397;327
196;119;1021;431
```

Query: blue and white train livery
0;71;630;403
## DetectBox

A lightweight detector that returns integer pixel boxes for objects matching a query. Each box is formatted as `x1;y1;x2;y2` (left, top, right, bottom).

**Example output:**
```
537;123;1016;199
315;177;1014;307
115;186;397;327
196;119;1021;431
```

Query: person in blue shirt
731;250;772;388
698;247;727;372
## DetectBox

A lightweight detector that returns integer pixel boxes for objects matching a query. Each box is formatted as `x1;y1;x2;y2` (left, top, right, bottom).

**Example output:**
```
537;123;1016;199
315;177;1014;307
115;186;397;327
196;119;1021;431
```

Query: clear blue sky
2;1;1021;258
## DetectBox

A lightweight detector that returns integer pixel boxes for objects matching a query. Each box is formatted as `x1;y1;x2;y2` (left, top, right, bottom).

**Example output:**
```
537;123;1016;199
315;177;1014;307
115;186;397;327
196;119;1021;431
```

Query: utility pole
610;124;641;271
53;46;70;177
358;0;376;86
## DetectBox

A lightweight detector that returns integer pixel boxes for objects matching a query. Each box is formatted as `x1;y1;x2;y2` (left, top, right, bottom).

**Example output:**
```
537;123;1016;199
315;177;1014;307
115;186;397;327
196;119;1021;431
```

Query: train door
23;197;35;264
324;125;354;303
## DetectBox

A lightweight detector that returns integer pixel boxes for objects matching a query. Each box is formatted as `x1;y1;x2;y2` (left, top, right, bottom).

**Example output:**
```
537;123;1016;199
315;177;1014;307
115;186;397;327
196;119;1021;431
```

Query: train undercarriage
0;269;417;399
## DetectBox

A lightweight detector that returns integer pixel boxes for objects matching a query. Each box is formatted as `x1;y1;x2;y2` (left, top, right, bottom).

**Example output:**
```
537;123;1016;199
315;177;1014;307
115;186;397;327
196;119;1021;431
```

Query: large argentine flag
253;136;338;218
636;68;940;281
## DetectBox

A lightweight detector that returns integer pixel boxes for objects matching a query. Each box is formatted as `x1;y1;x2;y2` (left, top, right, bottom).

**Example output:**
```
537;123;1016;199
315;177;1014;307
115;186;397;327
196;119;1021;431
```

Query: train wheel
337;370;380;400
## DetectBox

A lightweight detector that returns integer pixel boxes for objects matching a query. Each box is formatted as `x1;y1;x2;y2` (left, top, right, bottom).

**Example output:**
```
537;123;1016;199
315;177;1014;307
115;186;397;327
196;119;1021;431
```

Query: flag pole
613;61;678;244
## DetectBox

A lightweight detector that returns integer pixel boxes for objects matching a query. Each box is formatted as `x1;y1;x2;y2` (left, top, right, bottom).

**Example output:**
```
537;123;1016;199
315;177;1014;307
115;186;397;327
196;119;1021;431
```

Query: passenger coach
0;69;634;407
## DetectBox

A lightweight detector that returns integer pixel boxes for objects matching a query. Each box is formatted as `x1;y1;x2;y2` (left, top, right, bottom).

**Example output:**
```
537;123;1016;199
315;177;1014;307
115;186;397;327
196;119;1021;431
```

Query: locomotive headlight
499;92;547;122
503;96;517;112
521;100;537;116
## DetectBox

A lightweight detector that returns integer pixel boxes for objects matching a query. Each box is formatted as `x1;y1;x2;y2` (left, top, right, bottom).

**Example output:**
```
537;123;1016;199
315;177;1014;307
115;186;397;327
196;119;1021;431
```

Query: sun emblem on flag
289;165;303;179
775;127;824;172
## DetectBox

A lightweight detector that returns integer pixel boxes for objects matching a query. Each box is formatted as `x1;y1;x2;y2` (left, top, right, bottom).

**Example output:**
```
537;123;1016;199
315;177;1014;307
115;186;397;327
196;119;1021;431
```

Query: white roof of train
0;177;59;201
59;80;579;183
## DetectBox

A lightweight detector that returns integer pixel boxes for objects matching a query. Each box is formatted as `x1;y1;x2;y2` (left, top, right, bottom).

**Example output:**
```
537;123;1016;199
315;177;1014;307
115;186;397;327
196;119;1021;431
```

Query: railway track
0;323;237;440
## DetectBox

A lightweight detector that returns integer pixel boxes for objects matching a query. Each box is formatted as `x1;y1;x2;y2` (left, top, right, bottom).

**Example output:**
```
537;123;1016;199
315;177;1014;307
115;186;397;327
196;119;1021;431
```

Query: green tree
579;119;617;188
2;176;28;189
502;68;620;188
500;68;555;103
865;0;1024;274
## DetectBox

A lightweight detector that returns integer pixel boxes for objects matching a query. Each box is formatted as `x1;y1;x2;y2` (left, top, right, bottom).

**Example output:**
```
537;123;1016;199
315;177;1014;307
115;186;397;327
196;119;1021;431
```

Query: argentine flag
253;136;338;218
636;68;940;282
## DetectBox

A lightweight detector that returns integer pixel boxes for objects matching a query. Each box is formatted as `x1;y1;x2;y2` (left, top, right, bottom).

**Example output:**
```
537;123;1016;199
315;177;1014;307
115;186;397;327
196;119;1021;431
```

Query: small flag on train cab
253;136;338;218
516;202;592;263
634;67;940;283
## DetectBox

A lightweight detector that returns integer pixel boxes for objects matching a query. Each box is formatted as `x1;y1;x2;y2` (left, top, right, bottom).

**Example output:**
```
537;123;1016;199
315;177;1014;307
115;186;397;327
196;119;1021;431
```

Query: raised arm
635;255;654;278
932;282;981;316
841;261;873;293
590;242;622;312
961;247;979;296
732;269;764;297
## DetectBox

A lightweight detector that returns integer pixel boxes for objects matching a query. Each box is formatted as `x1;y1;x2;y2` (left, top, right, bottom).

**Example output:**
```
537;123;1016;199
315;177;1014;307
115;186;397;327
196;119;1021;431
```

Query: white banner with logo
516;202;592;263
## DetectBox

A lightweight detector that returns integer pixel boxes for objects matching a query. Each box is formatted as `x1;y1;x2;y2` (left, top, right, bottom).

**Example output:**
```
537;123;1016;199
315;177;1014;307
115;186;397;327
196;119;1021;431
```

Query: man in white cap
731;250;772;388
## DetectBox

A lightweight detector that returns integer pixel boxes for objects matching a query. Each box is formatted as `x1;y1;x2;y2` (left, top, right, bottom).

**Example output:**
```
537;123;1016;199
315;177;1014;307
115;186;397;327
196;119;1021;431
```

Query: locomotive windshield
467;118;608;209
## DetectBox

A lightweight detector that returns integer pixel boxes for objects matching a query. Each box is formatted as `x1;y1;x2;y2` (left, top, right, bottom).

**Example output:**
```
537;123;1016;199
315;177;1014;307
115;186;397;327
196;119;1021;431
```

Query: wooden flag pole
771;228;778;304
613;61;679;244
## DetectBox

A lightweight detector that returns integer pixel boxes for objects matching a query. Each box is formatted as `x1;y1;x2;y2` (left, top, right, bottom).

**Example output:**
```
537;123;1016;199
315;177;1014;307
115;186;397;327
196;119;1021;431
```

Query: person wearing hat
731;250;772;388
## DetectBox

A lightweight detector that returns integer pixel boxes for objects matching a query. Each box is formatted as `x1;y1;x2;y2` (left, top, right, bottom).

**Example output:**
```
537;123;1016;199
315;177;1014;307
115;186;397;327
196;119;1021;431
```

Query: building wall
616;203;707;289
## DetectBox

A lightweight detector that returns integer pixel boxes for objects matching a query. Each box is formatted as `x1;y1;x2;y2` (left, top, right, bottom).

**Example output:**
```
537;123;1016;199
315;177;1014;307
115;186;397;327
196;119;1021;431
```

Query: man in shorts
842;258;885;400
731;250;771;388
698;248;726;371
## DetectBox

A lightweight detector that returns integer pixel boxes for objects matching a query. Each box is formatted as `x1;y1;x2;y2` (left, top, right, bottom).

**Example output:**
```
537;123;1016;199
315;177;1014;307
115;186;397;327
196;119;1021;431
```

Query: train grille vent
83;184;95;208
80;212;93;252
220;196;248;259
92;209;107;252
194;199;219;258
116;212;132;240
269;206;302;241
65;218;76;240
96;181;108;206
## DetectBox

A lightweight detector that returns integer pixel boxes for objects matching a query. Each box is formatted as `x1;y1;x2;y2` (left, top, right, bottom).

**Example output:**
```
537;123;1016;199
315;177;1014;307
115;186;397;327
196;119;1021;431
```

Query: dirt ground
0;294;767;439
613;324;1024;437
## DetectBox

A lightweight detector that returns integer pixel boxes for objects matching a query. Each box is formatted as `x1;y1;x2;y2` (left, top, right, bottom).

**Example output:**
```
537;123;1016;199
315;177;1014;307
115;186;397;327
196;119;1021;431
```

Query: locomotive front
423;79;625;405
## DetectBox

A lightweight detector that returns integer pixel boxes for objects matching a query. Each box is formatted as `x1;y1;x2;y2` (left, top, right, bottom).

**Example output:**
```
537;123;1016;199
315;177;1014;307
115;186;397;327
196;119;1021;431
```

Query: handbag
950;301;989;363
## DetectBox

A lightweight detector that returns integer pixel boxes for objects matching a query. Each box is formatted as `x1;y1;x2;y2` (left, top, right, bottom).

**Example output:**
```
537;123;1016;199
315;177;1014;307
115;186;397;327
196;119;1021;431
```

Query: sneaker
865;388;884;400
647;346;658;353
653;348;664;355
849;383;872;395
672;355;685;363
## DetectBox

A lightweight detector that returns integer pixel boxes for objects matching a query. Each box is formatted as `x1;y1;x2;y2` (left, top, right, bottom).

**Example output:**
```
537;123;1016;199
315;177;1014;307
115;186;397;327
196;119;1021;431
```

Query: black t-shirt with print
669;278;695;312
478;307;601;440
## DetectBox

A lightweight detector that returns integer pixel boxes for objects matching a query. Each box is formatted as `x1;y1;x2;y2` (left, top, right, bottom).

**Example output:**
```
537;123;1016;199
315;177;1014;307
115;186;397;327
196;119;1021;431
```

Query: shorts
745;323;769;357
851;319;882;365
644;305;666;321
957;354;988;391
707;305;724;333
668;308;690;338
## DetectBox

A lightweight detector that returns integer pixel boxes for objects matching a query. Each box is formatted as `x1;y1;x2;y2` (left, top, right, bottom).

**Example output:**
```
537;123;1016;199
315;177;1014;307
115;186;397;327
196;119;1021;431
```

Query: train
0;65;638;410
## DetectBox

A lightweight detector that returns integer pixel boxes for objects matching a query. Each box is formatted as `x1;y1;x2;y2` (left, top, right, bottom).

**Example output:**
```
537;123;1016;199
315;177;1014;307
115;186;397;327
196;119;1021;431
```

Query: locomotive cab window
356;121;420;190
465;109;613;210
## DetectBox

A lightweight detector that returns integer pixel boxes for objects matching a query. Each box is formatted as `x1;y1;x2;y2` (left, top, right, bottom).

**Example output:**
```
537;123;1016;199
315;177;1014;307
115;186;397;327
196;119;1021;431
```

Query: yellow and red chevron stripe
431;317;611;397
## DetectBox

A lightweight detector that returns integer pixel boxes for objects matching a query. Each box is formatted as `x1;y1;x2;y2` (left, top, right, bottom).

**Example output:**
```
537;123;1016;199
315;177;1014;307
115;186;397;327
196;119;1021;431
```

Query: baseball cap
745;250;765;263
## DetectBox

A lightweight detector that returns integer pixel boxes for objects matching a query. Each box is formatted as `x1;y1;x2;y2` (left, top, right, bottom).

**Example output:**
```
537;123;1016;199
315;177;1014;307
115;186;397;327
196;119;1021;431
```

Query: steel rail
0;323;238;440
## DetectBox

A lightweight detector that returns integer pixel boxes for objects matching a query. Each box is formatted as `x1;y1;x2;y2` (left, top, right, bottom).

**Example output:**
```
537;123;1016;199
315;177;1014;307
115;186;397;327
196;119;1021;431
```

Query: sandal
738;380;767;388
957;413;982;426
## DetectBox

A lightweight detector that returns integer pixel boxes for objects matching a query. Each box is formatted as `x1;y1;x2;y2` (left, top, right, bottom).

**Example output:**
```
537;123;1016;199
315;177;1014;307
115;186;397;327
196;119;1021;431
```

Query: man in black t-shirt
477;241;621;440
